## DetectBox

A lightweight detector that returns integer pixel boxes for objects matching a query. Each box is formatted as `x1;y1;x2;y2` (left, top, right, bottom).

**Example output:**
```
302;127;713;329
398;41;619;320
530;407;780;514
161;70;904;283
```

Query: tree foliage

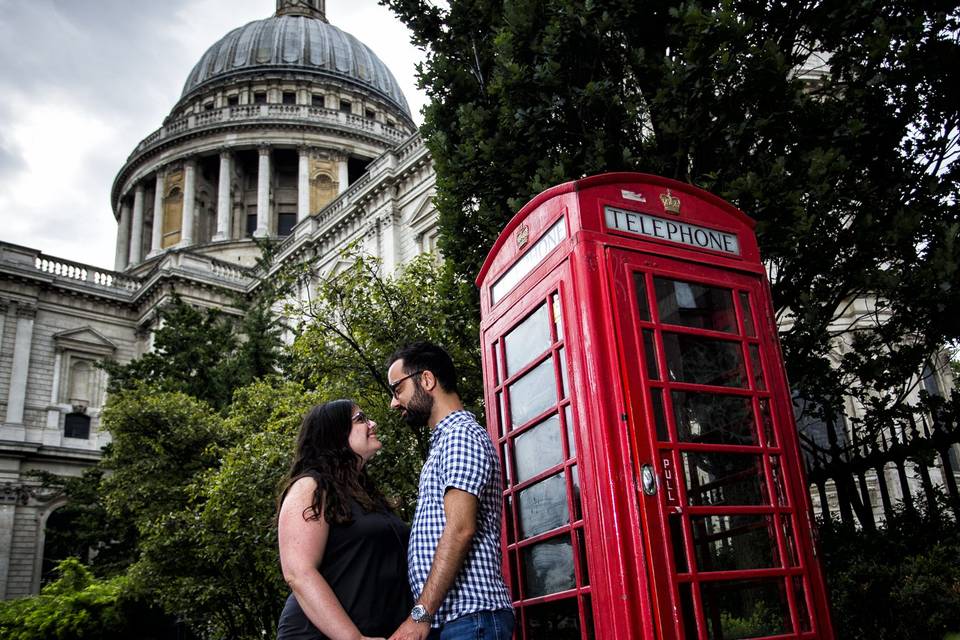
0;558;174;640
819;495;960;639
384;0;959;427
286;249;482;516
100;293;283;412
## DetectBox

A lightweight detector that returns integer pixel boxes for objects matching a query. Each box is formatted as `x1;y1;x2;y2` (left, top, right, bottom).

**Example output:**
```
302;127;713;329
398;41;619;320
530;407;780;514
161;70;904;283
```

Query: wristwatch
410;603;433;624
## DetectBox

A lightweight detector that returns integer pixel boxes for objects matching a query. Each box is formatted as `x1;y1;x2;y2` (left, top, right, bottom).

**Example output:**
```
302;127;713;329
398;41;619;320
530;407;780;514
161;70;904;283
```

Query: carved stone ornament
16;303;37;319
0;482;61;506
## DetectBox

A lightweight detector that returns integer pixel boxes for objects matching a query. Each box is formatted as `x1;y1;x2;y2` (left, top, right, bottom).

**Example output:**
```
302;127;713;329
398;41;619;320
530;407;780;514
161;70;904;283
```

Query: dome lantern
276;0;326;21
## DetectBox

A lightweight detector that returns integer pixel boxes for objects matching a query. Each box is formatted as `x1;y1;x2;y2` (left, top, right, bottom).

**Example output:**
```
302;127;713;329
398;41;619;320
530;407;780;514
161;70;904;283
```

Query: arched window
64;413;90;439
41;506;86;585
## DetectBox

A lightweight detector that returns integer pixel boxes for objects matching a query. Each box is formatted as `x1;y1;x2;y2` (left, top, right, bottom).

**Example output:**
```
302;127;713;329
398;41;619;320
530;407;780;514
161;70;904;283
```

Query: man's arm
388;488;478;640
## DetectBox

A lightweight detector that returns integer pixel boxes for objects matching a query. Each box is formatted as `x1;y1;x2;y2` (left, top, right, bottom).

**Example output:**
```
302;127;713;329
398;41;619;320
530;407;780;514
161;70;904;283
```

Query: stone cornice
113;105;413;208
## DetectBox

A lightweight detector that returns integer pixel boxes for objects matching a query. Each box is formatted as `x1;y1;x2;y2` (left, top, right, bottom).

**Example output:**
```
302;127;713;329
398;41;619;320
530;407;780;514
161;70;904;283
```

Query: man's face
388;359;433;427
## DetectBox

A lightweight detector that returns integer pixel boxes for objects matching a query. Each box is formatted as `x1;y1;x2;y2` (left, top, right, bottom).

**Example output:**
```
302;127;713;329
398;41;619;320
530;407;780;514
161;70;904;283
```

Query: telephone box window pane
678;583;698;640
564;404;576;458
514;414;563;484
504;304;551;377
496;391;505;438
507;549;520;600
671;391;757;446
739;292;756;336
642;329;660;380
792;577;812;632
651;389;669;441
502;443;513;488
662;333;747;387
523;537;576;599
518;473;569;538
748;345;766;390
758;399;776;447
669;513;689;573
492;341;501;385
582;594;596;640
700;579;791;639
552;293;564;340
691;514;779;571
558;348;569;398
571;465;582;522
654;277;737;333
681;451;768;506
781;516;799;566
633;272;651;321
524;595;580;638
576;527;589;585
509;359;558;427
770;456;787;506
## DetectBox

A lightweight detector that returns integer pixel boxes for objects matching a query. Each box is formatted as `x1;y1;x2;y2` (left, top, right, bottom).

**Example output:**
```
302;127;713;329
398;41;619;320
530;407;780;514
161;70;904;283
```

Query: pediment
53;327;118;355
407;193;437;230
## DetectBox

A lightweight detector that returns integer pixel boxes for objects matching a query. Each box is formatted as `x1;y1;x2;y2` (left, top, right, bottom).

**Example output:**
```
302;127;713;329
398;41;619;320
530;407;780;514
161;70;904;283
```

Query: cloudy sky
0;0;427;270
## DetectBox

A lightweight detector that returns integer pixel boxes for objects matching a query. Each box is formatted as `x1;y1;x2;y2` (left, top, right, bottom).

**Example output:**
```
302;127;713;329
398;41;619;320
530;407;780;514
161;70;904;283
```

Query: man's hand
387;617;431;640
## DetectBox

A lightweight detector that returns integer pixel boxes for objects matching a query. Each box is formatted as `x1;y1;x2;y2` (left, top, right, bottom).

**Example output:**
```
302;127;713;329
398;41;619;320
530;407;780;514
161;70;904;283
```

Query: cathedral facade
0;0;437;598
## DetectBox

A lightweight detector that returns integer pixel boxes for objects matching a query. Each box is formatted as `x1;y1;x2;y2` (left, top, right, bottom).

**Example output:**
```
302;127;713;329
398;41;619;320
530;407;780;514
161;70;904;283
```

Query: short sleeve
439;426;492;497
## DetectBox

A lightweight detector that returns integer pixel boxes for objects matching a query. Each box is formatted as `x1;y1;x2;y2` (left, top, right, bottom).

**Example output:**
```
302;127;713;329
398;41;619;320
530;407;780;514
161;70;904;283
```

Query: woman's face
347;407;381;464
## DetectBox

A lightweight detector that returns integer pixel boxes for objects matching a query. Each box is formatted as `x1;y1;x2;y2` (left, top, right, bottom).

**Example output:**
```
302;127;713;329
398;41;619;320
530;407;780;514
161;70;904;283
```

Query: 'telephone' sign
604;205;740;256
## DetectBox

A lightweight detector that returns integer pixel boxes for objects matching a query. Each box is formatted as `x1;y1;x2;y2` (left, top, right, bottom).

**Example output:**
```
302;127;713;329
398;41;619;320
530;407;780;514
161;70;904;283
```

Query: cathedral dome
181;13;410;116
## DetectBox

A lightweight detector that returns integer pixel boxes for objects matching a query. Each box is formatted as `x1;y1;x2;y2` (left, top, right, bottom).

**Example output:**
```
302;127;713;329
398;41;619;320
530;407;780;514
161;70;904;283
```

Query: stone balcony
126;104;412;165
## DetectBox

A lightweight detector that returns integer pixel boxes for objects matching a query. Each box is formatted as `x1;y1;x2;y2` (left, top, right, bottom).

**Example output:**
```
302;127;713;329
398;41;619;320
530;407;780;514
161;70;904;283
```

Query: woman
277;400;411;640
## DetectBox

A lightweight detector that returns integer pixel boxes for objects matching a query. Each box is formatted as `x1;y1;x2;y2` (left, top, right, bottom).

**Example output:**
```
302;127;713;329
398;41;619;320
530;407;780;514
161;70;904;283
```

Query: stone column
338;155;349;195
114;201;131;271
181;159;197;246
128;183;145;265
3;303;36;429
43;350;63;446
149;172;165;257
214;151;232;241
380;209;401;273
255;146;271;238
298;147;311;222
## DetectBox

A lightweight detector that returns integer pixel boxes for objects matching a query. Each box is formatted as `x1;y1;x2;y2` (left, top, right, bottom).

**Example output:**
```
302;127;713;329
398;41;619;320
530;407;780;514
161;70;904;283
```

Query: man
386;342;514;640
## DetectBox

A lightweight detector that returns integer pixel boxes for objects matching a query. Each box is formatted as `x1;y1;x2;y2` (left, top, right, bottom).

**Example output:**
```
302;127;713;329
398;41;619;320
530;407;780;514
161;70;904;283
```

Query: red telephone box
476;173;834;640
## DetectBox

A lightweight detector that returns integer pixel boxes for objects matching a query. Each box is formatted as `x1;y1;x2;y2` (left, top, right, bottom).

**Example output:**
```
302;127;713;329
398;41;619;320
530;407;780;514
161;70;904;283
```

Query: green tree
287;249;482;515
100;291;285;412
0;558;174;640
385;0;959;432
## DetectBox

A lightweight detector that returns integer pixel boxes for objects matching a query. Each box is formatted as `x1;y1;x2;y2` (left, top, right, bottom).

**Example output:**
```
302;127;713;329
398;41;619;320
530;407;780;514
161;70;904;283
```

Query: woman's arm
278;477;379;640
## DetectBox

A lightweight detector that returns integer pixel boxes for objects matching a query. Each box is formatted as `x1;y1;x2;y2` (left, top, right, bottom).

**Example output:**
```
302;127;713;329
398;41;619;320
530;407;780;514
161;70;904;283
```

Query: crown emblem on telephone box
659;189;681;214
516;224;530;250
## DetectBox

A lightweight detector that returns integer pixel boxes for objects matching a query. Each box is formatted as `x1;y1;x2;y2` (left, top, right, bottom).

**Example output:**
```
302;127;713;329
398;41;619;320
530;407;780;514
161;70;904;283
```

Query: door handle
640;464;657;496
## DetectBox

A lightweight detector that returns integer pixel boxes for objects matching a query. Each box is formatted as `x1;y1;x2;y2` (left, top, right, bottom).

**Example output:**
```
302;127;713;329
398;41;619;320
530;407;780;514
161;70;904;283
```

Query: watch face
411;604;429;622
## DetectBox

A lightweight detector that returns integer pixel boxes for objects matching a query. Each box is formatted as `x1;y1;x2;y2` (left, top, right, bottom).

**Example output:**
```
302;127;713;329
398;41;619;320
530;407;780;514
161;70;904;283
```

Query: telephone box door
608;248;826;639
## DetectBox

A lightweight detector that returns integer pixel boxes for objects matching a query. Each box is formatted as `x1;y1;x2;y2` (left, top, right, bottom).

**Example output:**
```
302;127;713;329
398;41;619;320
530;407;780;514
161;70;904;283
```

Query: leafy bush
0;558;174;640
819;499;960;640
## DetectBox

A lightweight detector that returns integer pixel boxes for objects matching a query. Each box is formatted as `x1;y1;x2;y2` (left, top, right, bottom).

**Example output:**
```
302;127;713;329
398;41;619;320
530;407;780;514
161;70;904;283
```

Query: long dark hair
277;399;386;525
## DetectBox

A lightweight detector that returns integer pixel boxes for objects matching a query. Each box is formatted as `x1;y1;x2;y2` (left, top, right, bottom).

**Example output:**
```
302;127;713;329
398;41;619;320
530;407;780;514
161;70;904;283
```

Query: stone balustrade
0;242;143;295
127;104;410;162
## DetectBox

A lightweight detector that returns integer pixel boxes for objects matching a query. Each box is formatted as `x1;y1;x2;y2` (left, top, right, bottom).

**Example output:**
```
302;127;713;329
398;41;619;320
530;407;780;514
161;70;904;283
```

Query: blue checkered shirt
408;410;513;627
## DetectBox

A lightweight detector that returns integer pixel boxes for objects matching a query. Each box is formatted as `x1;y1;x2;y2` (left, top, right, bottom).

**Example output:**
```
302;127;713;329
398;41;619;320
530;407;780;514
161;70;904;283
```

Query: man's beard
402;384;434;427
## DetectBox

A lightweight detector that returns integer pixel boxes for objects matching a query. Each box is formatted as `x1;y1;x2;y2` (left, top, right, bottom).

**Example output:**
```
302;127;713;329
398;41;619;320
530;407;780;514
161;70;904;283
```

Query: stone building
0;0;436;598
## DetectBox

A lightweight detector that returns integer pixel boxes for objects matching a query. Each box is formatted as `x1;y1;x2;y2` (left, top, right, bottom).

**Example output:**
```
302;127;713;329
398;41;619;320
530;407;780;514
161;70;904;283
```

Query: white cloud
0;0;427;269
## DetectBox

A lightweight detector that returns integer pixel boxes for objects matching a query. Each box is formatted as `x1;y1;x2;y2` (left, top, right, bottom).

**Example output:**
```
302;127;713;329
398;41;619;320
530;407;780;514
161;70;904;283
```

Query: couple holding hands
276;342;514;640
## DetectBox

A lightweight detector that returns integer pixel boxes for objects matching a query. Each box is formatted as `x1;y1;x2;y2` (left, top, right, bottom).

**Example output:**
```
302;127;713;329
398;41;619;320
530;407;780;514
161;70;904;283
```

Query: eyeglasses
388;370;424;399
352;410;371;425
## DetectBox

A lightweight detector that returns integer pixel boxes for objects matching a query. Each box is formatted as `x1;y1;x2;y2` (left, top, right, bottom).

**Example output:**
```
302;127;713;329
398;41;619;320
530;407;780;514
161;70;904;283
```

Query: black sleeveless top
277;499;412;640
